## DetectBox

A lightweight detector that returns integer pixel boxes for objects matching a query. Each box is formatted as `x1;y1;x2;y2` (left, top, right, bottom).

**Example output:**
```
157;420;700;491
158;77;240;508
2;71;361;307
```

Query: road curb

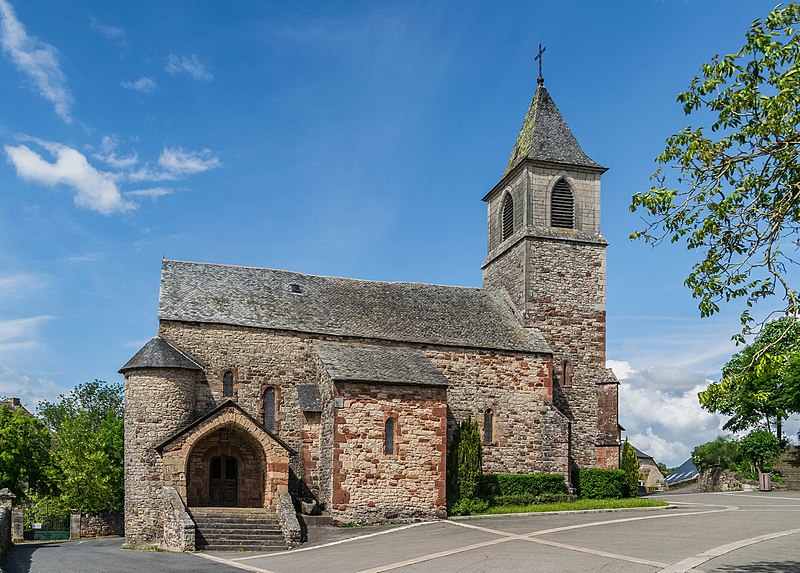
449;504;679;520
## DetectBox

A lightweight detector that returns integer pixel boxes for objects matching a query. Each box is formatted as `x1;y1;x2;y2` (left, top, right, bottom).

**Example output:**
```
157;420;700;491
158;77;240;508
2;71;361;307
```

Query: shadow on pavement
713;560;800;572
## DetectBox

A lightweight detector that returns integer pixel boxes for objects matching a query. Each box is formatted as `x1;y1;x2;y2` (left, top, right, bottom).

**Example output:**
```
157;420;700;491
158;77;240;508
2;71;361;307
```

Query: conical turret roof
119;336;203;373
504;84;603;175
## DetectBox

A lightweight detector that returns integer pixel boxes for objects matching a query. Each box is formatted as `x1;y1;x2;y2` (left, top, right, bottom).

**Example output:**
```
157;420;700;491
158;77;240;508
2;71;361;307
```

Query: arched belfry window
551;179;575;229
562;359;573;387
384;417;396;456
263;387;276;431
501;193;514;241
483;409;494;444
222;371;234;397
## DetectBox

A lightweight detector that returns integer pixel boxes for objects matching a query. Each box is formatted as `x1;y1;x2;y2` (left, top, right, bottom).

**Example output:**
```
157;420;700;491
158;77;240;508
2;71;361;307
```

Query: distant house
4;397;33;417
665;458;699;487
632;445;666;492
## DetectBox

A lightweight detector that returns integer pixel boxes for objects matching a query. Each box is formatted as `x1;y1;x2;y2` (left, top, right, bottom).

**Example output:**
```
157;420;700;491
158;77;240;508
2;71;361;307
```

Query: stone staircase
190;507;285;551
775;447;800;490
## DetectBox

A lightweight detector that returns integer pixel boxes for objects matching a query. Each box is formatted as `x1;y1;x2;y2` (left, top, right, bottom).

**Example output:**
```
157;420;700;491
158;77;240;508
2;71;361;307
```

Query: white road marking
354;506;737;572
709;492;800;502
195;551;278;573
233;521;437;561
658;527;800;573
524;536;669;568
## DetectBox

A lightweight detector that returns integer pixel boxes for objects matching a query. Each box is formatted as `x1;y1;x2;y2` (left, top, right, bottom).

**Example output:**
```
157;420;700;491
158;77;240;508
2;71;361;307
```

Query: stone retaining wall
696;468;757;492
0;489;15;558
80;510;124;538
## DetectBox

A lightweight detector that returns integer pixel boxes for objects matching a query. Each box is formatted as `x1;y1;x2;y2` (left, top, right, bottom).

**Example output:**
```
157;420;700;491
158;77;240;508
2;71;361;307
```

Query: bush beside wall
578;469;627;499
480;473;567;499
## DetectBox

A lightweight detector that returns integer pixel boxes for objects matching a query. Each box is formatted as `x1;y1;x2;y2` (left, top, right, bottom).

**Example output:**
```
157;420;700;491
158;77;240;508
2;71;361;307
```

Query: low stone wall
162;487;195;551
79;510;124;538
278;491;301;548
696;468;757;492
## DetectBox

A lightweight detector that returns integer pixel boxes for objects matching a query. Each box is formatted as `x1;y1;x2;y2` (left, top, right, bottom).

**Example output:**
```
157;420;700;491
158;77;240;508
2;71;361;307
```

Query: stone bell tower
481;61;619;470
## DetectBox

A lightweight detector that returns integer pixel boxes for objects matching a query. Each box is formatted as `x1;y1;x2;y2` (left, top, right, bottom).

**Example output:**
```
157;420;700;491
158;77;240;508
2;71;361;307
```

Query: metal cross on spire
535;43;546;86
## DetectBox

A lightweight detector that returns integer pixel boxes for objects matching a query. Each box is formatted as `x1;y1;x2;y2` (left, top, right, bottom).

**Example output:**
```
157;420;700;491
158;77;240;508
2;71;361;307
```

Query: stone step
194;517;280;526
198;533;284;543
198;543;285;552
195;522;282;531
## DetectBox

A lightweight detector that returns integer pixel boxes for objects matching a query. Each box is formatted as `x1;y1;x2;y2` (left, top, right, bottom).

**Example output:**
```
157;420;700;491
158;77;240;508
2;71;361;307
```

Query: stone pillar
70;510;82;540
0;488;15;551
11;508;23;542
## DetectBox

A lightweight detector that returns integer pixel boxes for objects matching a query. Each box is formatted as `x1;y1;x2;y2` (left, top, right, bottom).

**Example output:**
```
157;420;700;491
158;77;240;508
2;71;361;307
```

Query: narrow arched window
502;194;514;240
222;371;234;397
551;179;574;229
562;359;573;387
384;418;395;455
483;409;493;444
264;387;276;431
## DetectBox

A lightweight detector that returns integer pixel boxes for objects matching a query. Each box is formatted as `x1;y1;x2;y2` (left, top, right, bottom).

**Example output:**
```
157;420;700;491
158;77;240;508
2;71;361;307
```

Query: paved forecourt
202;491;800;573
5;491;800;573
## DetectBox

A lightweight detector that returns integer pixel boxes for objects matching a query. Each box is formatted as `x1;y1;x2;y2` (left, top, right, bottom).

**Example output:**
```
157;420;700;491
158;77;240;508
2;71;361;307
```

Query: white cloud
0;0;73;122
89;15;125;45
93;134;139;169
158;147;220;175
4;140;135;214
0;273;45;300
126;187;173;198
610;359;728;467
121;76;156;93
165;53;212;81
0;365;60;410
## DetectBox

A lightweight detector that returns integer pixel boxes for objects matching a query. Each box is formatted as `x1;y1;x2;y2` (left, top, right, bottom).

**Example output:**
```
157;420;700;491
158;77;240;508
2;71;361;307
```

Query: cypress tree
620;439;640;497
447;416;483;504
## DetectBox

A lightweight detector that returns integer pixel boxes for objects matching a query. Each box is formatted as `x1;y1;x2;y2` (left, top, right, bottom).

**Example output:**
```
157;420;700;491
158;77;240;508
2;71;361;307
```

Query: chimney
9;397;20;408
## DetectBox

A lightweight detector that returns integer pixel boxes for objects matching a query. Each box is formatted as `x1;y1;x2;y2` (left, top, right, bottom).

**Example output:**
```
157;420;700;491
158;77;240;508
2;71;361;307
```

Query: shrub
446;416;482;508
738;429;784;474
480;473;567;500
620;440;640;497
578;469;626;499
449;498;489;516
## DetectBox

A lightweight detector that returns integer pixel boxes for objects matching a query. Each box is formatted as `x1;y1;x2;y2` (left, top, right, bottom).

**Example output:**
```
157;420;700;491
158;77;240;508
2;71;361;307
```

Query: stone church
121;73;619;549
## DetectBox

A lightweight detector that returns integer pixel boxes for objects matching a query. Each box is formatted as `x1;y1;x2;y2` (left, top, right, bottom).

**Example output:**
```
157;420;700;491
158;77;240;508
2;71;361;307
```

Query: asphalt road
4;491;800;573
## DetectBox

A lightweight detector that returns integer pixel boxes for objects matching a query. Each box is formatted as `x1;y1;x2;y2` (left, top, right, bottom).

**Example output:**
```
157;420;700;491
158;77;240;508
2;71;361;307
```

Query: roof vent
289;283;303;294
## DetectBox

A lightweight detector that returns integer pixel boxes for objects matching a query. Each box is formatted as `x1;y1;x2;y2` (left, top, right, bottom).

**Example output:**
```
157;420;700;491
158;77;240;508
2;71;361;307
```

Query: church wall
123;367;196;547
526;239;610;468
158;321;335;510
331;382;447;523
425;349;569;476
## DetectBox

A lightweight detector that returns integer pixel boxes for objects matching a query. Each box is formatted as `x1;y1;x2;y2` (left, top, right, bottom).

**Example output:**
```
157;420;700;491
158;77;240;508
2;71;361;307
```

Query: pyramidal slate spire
504;82;603;176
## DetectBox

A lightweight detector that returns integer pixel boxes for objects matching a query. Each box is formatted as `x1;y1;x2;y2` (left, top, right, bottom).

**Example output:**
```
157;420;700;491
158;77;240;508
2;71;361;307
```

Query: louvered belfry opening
551;179;574;229
502;194;514;240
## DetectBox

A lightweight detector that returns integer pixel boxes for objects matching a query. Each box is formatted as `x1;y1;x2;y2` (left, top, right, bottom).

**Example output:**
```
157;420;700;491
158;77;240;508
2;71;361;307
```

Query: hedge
480;473;567;500
578;469;627;499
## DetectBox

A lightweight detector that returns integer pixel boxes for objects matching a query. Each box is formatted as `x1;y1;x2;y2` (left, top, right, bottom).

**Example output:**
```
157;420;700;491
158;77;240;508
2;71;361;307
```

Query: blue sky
0;0;795;467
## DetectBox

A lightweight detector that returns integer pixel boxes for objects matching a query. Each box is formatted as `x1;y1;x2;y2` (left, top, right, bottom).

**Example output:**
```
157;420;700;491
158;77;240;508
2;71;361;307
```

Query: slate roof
154;399;296;455
665;458;699;486
504;84;604;176
119;336;203;373
632;445;656;462
158;260;550;354
296;384;323;412
314;342;449;387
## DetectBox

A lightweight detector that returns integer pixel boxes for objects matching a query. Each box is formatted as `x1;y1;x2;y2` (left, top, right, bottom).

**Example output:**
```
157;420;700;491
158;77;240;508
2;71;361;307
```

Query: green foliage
479;473;566;499
630;4;800;332
657;463;674;475
446;416;482;508
620;440;640;497
38;380;124;513
484;498;668;515
578;469;627;499
490;493;574;507
700;317;800;438
692;436;741;471
448;497;489;516
738;429;784;473
0;403;53;500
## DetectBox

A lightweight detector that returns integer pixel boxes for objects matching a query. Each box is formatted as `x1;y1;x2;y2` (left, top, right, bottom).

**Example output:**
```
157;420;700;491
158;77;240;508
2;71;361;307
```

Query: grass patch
482;497;668;515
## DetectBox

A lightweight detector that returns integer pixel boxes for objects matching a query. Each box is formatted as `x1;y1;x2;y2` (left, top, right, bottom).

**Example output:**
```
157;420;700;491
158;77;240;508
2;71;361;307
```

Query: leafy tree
630;4;800;336
447;416;482;507
38;380;124;513
699;317;800;438
657;462;674;476
692;436;741;472
620;440;640;497
0;402;53;499
738;429;784;473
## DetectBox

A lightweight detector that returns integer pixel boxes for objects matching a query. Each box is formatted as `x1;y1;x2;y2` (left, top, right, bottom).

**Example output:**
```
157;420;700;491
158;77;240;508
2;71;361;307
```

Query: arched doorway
186;425;266;507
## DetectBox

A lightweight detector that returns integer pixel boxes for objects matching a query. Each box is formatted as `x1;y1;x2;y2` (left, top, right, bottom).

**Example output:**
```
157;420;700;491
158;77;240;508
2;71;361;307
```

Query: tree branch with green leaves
631;3;800;341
